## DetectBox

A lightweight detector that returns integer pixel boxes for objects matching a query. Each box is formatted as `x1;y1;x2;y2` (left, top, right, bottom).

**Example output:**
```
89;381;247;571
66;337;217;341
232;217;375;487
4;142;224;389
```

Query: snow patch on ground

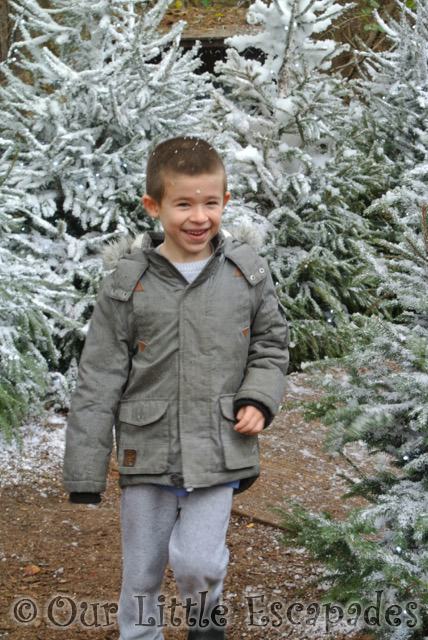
285;378;316;395
0;413;66;489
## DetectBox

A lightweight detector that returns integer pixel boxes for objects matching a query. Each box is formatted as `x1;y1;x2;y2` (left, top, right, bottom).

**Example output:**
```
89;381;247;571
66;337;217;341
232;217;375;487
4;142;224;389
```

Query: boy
63;137;289;640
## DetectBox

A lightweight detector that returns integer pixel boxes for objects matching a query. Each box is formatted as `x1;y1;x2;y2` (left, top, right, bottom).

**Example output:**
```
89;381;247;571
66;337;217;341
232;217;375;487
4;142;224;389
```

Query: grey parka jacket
63;230;289;495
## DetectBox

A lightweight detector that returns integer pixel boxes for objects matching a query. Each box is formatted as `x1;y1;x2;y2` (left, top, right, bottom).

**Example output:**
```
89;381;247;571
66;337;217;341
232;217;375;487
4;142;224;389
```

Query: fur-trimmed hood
102;223;266;271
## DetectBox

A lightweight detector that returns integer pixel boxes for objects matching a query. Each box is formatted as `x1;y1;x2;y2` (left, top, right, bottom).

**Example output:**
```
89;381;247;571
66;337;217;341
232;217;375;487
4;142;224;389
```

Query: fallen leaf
22;564;41;576
246;523;255;528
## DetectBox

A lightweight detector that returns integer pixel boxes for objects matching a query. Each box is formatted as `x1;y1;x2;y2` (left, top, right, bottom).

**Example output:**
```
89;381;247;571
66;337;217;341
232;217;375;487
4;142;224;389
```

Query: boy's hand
234;406;265;435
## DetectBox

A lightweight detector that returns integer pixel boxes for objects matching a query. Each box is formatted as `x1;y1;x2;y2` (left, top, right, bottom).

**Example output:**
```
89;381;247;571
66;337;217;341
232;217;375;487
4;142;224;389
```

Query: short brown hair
145;137;227;203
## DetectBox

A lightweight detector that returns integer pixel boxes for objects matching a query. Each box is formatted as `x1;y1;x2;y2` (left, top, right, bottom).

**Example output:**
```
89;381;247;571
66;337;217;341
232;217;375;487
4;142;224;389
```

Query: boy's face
143;172;230;263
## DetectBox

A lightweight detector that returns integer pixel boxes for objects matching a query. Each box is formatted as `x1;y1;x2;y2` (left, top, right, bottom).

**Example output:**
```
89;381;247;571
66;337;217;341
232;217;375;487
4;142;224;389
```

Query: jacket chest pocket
117;399;169;474
132;282;180;342
218;395;259;470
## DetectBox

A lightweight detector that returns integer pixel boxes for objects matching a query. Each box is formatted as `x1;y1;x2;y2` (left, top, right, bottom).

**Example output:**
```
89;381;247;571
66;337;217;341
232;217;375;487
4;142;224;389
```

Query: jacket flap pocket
219;395;259;470
219;395;236;422
119;400;168;426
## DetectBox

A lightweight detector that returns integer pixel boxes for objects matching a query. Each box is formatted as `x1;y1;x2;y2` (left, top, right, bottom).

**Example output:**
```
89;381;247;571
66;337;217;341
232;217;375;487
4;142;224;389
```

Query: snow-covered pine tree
1;0;212;289
354;0;428;257
0;0;214;391
355;0;428;173
213;0;392;368
0;150;78;439
280;177;428;638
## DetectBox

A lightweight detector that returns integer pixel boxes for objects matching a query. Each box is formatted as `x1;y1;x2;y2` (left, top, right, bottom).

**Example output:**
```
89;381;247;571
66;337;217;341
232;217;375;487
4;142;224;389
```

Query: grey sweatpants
118;484;234;640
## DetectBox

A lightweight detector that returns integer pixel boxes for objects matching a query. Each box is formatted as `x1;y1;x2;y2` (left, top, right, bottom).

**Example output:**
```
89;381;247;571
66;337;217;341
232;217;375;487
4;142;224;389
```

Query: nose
189;205;208;223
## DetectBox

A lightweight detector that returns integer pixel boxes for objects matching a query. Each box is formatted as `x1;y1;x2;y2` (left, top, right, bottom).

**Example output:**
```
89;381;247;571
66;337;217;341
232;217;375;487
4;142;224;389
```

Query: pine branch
422;203;427;257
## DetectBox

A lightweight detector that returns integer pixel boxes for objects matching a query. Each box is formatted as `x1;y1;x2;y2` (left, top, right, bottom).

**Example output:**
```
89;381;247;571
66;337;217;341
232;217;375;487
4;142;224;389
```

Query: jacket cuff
69;492;101;504
233;399;273;428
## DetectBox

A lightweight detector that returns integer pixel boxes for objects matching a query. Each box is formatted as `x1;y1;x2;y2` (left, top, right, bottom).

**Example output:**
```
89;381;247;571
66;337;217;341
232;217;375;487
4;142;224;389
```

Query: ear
142;194;160;219
223;192;231;207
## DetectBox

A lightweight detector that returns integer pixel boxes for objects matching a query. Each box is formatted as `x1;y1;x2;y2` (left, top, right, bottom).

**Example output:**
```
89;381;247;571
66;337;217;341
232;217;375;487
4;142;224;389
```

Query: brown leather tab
133;281;144;292
242;327;250;338
123;449;137;467
139;341;148;352
234;267;244;277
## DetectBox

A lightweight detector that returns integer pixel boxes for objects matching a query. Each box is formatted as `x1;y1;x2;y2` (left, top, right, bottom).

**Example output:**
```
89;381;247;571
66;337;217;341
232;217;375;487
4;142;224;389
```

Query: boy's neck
157;242;213;264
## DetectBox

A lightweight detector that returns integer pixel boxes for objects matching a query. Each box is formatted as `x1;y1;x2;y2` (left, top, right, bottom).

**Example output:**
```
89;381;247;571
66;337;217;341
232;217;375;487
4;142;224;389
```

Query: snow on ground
0;413;66;489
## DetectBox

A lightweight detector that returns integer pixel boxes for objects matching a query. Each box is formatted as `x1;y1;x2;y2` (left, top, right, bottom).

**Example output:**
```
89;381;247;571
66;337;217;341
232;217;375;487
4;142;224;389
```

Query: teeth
187;231;206;236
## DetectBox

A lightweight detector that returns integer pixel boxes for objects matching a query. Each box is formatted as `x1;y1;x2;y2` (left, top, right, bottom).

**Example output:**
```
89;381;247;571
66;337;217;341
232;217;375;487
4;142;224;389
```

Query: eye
207;200;220;206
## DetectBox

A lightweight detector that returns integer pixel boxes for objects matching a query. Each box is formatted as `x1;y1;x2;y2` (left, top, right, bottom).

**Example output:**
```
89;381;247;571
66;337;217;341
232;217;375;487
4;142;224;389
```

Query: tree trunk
0;0;10;62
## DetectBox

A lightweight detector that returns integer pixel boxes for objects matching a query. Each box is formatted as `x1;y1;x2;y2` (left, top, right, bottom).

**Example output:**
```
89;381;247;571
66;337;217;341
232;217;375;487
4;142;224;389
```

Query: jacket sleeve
63;276;133;493
234;268;289;420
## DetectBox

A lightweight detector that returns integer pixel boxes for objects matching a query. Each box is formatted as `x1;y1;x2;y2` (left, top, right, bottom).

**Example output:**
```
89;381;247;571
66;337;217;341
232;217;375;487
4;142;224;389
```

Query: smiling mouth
184;229;209;237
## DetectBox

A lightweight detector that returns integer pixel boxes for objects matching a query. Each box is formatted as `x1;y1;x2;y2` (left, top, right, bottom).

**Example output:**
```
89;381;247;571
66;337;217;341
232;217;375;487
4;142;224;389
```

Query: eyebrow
172;194;222;201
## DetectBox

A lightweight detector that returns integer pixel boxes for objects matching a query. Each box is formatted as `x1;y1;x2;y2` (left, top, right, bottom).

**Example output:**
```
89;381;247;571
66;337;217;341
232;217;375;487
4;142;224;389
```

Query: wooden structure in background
0;0;10;62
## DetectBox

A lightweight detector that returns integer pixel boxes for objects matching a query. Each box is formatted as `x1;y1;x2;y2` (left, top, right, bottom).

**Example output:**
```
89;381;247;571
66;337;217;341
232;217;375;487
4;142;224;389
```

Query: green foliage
0;252;79;439
357;0;386;33
279;497;428;628
355;0;428;173
0;382;31;442
280;174;428;636
300;396;338;421
288;319;355;370
0;0;215;440
214;0;396;368
0;154;80;439
279;502;385;602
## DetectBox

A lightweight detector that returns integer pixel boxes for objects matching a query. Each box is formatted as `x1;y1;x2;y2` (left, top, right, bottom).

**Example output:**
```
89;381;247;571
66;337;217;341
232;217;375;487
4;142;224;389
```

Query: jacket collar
142;230;226;287
142;229;266;287
106;228;266;302
222;236;267;286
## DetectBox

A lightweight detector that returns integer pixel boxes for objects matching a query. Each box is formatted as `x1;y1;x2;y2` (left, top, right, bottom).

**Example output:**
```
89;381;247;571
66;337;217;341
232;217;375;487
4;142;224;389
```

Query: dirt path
0;373;373;639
